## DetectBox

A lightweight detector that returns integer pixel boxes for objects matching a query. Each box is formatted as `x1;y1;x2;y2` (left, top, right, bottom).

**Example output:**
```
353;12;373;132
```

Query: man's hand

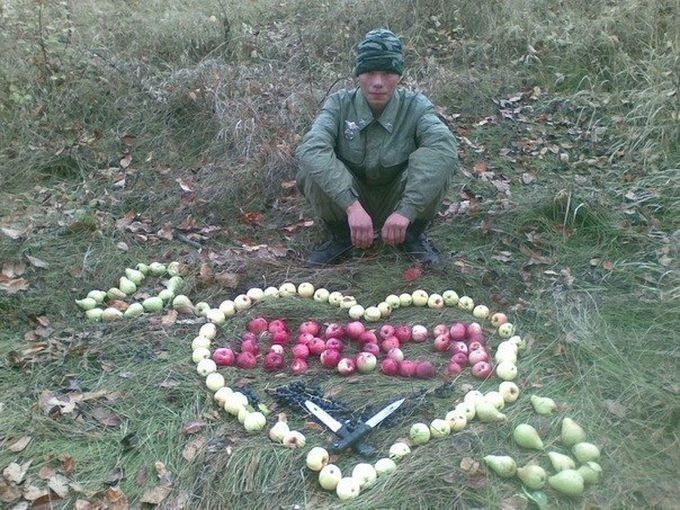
346;201;374;248
381;212;410;245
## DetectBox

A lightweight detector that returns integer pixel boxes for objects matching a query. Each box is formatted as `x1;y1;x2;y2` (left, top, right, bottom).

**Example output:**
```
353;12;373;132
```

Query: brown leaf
214;271;239;288
0;478;22;503
91;407;122;428
25;255;49;268
102;486;128;509
501;495;528;510
182;436;207;461
521;172;537;184
459;457;480;474
198;262;213;283
3;460;32;484
602;259;614;270
473;161;488;174
182;419;207;435
154;461;173;485
75;499;95;510
0;277;30;294
1;227;24;240
8;436;32;453
2;262;26;278
161;310;178;326
603;399;626;418
239;211;264;226
59;454;75;476
140;484;172;505
116;242;129;252
403;265;422;282
23;484;49;501
119;153;132;169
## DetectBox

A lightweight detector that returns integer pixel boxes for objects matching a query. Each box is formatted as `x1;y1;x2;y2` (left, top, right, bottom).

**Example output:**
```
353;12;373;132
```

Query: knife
305;401;376;457
329;398;405;454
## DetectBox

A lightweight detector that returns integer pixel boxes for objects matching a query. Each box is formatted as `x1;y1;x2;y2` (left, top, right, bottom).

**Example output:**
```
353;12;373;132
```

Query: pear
513;424;544;450
483;455;517;478
123;302;144;318
475;402;507;422
118;276;137;295
86;290;107;304
576;461;602;484
548;451;576;472
530;395;557;416
516;464;547;489
75;297;98;310
572;442;600;463
561;417;586;446
125;267;145;285
548;469;584;498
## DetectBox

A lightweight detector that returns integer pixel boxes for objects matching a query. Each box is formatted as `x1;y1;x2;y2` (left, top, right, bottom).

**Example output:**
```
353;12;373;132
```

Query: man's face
358;70;400;115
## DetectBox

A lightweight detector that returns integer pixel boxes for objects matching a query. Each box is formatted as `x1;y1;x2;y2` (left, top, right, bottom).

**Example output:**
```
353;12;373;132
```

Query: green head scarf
354;28;404;76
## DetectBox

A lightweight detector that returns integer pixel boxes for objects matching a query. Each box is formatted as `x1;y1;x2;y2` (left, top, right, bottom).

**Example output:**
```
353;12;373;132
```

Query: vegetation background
0;0;677;508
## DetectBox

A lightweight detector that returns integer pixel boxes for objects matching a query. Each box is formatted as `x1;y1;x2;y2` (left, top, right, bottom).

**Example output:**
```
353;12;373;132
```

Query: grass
1;0;678;508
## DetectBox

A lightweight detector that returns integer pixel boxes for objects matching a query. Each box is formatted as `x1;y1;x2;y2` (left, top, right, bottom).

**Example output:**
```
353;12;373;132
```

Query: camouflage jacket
295;87;458;220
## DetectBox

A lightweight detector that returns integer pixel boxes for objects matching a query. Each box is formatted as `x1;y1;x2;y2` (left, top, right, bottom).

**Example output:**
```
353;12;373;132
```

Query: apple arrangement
362;342;380;357
337;357;356;376
320;349;341;368
212;347;236;366
355;352;377;373
307;337;326;356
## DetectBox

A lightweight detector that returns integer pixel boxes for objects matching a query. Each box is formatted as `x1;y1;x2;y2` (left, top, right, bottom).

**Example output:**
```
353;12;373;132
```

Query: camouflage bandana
354;29;404;76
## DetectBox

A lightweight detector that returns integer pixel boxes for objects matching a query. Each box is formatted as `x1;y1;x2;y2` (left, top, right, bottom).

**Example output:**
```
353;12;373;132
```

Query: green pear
118;276;137;295
483;455;517;478
576;461;602;484
167;275;184;293
75;297;98;310
125;267;145;285
561;417;586;446
548;451;576;472
86;290;107;304
516;464;547;489
530;395;557;416
548;469;584;498
572;442;600;463
142;296;164;312
123;302;144;318
107;287;127;300
513;424;544;450
136;263;151;275
475;402;507;422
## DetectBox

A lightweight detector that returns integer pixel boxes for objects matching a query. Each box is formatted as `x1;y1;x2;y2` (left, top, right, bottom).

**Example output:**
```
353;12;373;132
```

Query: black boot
306;222;353;266
401;219;440;265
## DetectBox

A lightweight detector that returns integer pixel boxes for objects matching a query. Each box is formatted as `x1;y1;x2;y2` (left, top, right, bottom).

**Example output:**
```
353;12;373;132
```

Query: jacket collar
354;88;399;133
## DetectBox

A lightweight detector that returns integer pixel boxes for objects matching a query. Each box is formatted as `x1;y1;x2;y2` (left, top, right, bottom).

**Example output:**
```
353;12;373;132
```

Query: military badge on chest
344;121;361;141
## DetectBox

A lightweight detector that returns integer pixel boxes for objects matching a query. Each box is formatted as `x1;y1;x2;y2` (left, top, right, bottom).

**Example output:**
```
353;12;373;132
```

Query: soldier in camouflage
296;29;458;266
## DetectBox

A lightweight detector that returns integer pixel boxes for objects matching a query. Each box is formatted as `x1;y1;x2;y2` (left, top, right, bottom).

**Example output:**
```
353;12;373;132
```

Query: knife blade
329;398;405;454
304;401;376;457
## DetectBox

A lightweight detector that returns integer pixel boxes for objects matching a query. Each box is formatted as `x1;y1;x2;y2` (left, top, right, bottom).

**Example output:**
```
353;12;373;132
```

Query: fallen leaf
25;255;49;268
459;457;480;473
182;419;207;435
602;259;614;270
239;211;264;226
473;161;488;174
521;172;537;184
161;310;178;326
105;467;125;487
154;462;173;485
0;277;30;294
75;499;95;510
3;460;32;484
140;484;172;505
91;407;122;427
119;153;132;169
48;474;70;498
59;454;75;476
23;484;49;501
1;227;24;240
8;436;32;453
214;271;239;288
102;486;128;509
403;265;422;282
0;478;22;503
603;399;626;418
182;436;207;461
2;261;26;277
116;242;129;252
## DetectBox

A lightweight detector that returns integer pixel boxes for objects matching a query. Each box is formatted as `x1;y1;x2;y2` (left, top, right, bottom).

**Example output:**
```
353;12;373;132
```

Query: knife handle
333;424;375;457
329;422;372;454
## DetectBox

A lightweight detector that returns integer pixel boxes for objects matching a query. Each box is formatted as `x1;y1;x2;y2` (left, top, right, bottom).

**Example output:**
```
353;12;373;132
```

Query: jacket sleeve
295;96;358;211
395;102;458;221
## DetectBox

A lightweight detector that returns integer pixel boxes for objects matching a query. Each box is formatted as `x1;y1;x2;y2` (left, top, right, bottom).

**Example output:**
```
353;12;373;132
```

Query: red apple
236;351;257;369
292;343;310;360
415;360;435;379
337;357;356;376
325;338;344;352
269;344;284;355
444;361;463;376
297;332;314;345
451;341;468;355
433;334;451;352
433;324;450;338
381;336;400;353
411;325;428;342
362;342;380;356
358;330;378;345
399;360;417;378
468;349;490;365
271;329;291;345
467;332;487;346
381;358;400;376
325;323;345;340
346;321;366;340
242;331;258;343
263;351;284;371
291;357;308;375
394;325;412;343
490;313;507;328
308;337;326;356
466;322;483;338
268;319;288;333
241;339;260;355
471;361;493;378
467;340;484;352
320;349;341;368
387;347;404;362
212;347;235;366
449;322;467;341
379;324;396;340
299;320;321;336
451;352;468;367
356;352;377;373
247;317;268;335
